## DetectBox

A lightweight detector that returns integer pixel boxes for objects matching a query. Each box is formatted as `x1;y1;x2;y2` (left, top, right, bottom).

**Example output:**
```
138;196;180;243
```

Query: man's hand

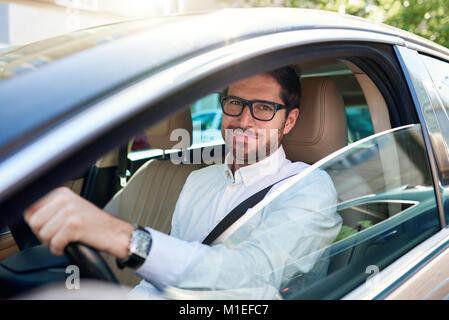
24;187;134;259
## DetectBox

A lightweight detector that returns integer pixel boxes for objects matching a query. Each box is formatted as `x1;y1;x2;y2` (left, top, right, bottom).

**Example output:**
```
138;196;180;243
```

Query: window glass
131;86;375;151
346;106;374;144
190;93;224;146
328;71;374;144
420;54;449;224
171;124;439;299
129;93;224;160
421;55;449;115
286;124;439;299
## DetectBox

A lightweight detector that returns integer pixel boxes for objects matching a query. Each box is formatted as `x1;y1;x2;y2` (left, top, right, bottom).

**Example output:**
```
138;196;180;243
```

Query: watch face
129;230;152;259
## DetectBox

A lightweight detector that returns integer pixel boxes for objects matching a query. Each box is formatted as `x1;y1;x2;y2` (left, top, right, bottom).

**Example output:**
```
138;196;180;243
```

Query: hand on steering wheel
24;187;134;284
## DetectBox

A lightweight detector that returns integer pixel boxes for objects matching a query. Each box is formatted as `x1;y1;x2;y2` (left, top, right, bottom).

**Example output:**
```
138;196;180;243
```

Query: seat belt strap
202;173;297;246
117;144;130;188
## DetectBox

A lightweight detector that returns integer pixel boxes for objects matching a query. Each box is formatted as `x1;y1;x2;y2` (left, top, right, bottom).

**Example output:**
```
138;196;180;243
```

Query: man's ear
283;108;299;135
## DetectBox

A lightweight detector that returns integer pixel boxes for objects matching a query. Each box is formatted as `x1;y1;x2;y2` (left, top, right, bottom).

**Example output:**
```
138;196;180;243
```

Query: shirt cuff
134;228;210;290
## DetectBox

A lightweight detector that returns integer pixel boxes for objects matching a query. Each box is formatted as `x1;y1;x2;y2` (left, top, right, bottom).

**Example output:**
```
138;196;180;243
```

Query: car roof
0;8;448;159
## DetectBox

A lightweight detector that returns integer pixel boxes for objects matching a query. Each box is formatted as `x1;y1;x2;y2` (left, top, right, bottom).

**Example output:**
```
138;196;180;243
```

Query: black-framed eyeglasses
220;95;290;121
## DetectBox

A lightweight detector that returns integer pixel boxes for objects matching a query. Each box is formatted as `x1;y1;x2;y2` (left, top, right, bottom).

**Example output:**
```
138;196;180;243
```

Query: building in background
0;0;219;46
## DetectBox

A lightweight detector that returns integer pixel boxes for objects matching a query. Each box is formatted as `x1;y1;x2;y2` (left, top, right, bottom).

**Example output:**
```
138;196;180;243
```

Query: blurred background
0;0;448;48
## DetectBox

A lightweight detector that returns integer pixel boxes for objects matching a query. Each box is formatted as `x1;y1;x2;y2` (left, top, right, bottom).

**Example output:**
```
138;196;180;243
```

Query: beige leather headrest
283;77;348;164
144;108;193;149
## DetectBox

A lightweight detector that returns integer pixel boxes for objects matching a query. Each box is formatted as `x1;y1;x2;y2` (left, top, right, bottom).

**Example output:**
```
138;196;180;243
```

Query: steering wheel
64;242;119;284
1;222;119;298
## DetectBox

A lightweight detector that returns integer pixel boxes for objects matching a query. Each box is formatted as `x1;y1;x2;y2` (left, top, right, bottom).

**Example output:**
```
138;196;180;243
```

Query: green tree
220;0;449;48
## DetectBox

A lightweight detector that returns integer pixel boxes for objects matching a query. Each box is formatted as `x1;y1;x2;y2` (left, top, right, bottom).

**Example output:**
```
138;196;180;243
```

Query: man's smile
231;128;258;143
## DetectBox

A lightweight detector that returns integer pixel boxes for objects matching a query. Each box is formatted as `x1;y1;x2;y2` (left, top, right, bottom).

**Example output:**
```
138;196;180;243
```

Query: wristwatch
116;224;152;270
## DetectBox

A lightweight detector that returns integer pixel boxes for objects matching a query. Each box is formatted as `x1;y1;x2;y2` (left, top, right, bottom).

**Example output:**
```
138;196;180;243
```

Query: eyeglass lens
222;97;276;121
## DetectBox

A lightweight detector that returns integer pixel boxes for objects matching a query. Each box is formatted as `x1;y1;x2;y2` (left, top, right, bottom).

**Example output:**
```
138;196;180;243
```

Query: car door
366;45;449;300
278;123;441;299
157;40;448;300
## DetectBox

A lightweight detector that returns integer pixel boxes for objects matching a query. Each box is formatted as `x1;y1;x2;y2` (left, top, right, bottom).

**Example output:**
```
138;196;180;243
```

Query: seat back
103;109;203;287
282;77;350;278
283;76;348;164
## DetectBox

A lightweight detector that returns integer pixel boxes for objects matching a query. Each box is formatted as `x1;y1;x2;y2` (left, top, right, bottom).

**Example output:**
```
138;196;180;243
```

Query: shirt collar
223;145;289;187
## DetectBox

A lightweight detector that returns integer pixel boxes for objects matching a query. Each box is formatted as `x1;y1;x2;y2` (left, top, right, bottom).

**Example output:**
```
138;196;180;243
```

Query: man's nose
237;104;255;127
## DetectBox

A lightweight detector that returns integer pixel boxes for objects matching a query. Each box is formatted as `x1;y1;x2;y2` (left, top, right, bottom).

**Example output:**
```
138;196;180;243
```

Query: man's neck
229;162;247;175
227;146;282;175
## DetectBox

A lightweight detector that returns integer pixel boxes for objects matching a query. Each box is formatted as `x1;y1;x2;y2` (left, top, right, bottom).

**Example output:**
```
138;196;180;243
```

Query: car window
283;124;439;299
171;124;440;299
420;54;449;225
421;55;449;115
191;93;224;146
130;68;374;153
130;93;224;154
346;106;374;144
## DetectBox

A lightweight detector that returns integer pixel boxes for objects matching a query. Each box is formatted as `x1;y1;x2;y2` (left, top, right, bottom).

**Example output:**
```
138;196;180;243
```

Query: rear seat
103;76;348;288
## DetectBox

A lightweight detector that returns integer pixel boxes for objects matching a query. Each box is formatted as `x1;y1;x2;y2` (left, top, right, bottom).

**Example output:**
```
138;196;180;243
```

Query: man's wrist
116;224;152;270
107;218;135;259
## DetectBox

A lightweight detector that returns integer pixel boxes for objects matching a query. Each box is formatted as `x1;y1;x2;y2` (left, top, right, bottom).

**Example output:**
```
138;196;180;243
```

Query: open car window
164;124;440;300
191;93;224;146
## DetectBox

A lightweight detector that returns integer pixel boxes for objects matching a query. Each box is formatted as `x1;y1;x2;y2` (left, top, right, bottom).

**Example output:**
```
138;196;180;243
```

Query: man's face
221;73;299;164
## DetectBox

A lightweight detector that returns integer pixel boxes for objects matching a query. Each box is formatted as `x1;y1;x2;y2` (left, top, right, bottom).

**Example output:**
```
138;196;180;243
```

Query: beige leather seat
104;108;203;232
283;76;348;164
284;77;353;224
103;109;203;287
283;76;350;277
103;76;348;288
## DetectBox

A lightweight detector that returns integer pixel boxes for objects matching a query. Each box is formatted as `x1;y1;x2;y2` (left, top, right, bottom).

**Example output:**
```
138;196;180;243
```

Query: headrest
283;77;348;164
144;108;193;150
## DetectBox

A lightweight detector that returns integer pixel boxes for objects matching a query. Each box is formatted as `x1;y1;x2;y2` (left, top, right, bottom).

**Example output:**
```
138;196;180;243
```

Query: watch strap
116;224;152;270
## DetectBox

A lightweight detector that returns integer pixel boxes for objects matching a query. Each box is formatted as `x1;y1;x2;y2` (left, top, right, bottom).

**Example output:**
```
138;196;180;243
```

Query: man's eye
257;104;273;111
230;99;242;105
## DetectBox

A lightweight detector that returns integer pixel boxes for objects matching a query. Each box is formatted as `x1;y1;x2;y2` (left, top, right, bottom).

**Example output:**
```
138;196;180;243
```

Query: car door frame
0;29;417;216
343;43;449;299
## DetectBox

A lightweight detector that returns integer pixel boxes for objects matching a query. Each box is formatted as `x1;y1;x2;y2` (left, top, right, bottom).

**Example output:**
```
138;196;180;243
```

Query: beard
223;127;283;165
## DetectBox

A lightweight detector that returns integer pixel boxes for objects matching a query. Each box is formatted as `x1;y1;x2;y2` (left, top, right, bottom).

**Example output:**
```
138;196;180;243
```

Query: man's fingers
37;205;75;246
49;217;82;256
24;187;72;225
26;195;70;235
49;230;69;256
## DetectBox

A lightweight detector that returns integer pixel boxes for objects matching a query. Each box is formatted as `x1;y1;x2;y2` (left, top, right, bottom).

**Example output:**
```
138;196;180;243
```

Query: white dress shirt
129;145;342;299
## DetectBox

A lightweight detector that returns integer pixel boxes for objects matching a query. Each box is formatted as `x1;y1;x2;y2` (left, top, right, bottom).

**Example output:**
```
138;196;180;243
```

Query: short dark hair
266;66;301;113
222;66;301;114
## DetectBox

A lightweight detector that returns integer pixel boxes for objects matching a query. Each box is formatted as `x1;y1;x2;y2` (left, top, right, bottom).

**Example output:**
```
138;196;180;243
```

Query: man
24;66;342;299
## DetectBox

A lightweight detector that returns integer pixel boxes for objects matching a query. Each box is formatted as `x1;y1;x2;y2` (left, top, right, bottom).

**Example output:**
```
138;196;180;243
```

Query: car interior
0;54;440;299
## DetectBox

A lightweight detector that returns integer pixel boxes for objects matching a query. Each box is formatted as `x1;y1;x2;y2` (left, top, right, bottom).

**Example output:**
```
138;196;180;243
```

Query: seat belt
117;144;130;188
202;173;297;245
